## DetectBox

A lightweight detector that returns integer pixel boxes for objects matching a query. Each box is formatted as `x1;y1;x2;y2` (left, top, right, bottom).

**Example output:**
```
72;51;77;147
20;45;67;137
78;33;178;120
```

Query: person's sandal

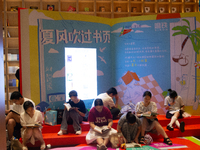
164;138;172;145
40;143;46;150
139;136;145;144
167;125;174;131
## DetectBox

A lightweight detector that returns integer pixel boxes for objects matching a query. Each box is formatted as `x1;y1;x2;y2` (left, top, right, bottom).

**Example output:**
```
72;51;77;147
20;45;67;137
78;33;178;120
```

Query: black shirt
67;99;86;114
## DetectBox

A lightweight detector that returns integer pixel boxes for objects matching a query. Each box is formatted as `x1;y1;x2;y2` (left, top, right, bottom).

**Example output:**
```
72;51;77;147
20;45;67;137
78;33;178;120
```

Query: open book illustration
125;142;141;148
63;103;71;111
94;126;111;134
142;112;158;117
26;123;42;128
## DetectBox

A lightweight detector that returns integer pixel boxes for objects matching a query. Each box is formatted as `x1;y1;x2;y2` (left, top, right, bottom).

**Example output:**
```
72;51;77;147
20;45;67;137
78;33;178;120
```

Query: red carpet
25;115;200;149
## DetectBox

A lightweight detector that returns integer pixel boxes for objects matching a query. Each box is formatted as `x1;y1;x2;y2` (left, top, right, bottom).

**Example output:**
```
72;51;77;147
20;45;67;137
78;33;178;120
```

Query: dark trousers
110;107;120;120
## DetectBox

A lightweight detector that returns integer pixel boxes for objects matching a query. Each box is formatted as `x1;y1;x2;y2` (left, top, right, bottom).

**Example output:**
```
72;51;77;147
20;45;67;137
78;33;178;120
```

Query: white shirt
20;110;43;126
164;96;184;111
135;101;157;114
12;98;35;115
91;93;115;109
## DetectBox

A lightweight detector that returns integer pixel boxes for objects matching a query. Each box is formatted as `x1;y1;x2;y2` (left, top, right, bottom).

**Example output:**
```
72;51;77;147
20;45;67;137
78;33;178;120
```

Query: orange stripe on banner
156;13;181;20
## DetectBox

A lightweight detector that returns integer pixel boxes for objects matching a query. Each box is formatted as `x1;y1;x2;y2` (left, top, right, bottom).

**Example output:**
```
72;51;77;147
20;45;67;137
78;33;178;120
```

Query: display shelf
78;1;94;12
158;4;170;13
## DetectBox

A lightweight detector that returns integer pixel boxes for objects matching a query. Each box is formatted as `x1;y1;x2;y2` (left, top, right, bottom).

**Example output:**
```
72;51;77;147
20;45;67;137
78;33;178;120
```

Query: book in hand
94;126;111;134
26;123;42;128
125;142;141;148
10;109;20;115
142;112;158;117
63;103;71;111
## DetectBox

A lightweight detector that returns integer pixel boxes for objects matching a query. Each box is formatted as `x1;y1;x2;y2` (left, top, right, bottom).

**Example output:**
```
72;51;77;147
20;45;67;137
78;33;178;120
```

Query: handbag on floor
110;132;126;148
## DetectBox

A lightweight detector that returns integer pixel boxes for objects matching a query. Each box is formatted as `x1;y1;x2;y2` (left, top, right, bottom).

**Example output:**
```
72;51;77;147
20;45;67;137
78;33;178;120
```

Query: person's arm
117;124;122;133
107;119;113;129
133;126;141;143
114;94;119;108
89;122;96;130
74;107;85;117
5;110;10;115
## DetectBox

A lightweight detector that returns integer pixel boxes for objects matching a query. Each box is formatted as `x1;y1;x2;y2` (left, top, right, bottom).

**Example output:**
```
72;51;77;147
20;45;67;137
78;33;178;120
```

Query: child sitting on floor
20;101;45;150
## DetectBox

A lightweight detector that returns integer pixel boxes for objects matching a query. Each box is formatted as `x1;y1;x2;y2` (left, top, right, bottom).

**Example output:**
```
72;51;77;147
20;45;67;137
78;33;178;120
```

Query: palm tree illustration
172;19;200;54
172;19;200;66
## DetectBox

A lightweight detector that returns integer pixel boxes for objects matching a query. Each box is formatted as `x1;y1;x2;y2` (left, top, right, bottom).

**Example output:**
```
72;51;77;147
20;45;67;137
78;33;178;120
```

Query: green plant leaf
190;35;200;54
182;19;191;31
172;26;189;35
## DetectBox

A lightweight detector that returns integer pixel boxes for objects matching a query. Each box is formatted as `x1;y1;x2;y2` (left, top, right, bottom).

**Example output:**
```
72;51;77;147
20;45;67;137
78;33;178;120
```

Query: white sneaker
57;130;67;136
75;130;82;135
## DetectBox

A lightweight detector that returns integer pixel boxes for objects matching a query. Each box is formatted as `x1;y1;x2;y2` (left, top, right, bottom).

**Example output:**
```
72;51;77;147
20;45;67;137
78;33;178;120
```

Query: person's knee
7;119;16;127
25;128;33;135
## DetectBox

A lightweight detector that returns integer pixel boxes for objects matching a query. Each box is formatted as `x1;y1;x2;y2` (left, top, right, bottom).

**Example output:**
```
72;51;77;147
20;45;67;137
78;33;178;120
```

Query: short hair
23;101;34;111
106;87;118;96
168;89;177;99
10;91;23;100
143;91;152;98
94;98;103;106
126;112;136;124
69;90;78;97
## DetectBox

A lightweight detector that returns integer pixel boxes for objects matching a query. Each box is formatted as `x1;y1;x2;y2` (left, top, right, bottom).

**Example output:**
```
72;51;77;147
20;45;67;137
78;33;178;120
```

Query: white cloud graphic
111;27;123;33
53;67;65;78
131;23;140;28
135;30;143;33
29;10;54;26
97;70;104;76
131;23;151;28
48;48;59;53
141;24;151;28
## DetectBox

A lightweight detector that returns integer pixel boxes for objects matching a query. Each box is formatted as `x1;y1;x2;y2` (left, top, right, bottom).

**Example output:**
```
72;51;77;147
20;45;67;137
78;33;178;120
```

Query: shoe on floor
99;144;107;150
75;130;82;135
57;130;67;135
167;125;174;131
180;121;185;132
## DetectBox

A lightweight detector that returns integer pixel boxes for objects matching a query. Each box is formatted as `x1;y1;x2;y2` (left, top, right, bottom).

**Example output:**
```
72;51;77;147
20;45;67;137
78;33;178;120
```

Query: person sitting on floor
91;87;120;120
57;90;86;135
20;101;45;150
86;98;117;150
135;91;172;145
5;91;35;148
164;89;185;132
117;112;141;143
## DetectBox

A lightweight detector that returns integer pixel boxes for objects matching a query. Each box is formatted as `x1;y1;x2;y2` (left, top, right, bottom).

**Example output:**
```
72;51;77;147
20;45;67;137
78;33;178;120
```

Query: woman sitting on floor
164;89;185;132
135;91;172;145
86;98;117;150
20;101;45;150
117;112;141;143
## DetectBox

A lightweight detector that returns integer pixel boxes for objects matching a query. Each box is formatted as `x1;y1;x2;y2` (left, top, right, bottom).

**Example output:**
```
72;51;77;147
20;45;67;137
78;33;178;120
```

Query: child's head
168;89;177;99
106;87;118;98
23;101;34;116
10;91;23;105
126;112;136;125
94;98;104;112
143;91;152;104
69;90;78;101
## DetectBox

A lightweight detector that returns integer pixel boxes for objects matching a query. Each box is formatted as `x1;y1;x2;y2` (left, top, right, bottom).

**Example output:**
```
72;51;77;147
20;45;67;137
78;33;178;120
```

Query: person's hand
107;124;112;129
143;111;151;115
74;107;79;112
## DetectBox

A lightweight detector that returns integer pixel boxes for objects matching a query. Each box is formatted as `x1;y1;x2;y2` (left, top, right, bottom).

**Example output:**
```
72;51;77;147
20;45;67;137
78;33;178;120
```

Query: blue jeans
60;109;83;132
